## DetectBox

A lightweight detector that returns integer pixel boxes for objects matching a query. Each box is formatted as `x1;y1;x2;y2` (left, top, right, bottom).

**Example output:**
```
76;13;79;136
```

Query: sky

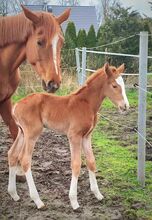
81;0;152;17
119;0;152;17
49;0;152;18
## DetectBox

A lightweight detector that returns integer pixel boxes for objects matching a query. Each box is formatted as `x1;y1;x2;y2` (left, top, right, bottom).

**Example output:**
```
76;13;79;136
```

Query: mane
0;12;59;47
73;68;105;95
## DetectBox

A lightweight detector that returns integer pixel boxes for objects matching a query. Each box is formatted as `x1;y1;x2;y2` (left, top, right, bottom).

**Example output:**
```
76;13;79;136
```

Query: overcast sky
49;0;152;17
119;0;152;17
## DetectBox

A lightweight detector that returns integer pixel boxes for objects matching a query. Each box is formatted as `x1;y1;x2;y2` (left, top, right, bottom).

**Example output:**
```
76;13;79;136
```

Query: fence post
75;48;81;85
138;31;148;187
81;47;87;85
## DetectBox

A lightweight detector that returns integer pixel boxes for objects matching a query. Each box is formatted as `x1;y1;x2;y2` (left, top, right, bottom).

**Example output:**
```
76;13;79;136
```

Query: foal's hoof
71;202;80;210
94;191;104;201
16;175;26;183
9;193;20;202
14;195;21;202
38;204;47;211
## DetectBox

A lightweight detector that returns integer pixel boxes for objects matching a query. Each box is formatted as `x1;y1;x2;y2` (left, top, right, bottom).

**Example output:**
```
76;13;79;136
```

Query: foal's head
22;5;70;93
103;63;129;113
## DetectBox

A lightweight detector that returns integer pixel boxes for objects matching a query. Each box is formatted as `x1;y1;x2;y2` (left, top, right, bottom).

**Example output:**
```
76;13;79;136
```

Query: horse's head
103;63;129;113
22;5;71;93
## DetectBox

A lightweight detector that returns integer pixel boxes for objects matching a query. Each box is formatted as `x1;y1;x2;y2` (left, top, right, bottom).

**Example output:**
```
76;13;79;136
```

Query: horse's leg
8;127;24;201
68;134;82;210
82;135;103;200
0;98;18;140
20;136;45;209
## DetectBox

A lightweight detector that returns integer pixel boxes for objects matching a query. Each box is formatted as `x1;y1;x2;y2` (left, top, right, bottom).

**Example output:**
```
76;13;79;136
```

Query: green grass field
12;87;152;219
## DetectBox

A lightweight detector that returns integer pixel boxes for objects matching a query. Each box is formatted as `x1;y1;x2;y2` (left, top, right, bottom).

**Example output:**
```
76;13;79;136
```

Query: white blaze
12;103;18;116
116;76;129;108
52;34;59;75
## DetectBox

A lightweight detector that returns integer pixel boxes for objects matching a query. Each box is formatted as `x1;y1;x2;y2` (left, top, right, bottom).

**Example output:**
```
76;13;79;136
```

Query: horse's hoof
16;175;26;183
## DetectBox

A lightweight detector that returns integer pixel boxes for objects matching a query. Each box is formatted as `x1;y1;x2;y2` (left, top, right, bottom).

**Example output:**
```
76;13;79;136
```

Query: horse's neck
78;76;106;113
0;43;26;73
0;13;32;47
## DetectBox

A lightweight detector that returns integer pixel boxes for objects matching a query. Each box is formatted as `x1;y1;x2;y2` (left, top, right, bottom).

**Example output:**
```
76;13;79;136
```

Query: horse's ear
104;63;113;78
56;8;71;24
21;5;40;24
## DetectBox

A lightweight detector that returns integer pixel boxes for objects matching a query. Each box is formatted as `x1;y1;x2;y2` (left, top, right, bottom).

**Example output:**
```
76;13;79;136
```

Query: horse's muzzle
42;80;60;93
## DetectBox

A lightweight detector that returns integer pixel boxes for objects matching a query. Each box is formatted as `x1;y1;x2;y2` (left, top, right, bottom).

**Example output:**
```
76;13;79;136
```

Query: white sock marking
25;168;44;209
89;170;104;201
69;175;79;209
8;166;20;201
52;34;59;75
116;76;129;109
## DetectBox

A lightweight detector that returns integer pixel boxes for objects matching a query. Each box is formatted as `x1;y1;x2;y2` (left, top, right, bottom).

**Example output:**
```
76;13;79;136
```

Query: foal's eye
112;85;117;88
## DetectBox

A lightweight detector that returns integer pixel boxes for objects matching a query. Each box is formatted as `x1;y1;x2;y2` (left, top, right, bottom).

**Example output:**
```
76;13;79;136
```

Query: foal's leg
68;134;82;210
82;135;103;200
20;133;44;209
0;98;18;140
8;127;24;201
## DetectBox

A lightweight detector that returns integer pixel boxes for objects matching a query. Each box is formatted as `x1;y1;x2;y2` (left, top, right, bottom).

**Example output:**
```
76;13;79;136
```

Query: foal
8;63;129;210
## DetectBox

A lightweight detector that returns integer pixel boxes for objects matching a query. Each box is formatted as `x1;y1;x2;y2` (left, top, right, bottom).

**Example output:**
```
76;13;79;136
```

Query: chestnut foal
8;63;129;210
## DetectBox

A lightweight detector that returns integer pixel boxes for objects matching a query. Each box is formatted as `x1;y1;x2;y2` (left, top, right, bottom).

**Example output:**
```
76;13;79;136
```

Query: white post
138;31;148;187
75;48;81;85
81;47;87;85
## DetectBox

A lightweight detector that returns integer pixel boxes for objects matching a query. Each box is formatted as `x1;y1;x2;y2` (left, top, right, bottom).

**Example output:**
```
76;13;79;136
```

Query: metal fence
75;31;152;187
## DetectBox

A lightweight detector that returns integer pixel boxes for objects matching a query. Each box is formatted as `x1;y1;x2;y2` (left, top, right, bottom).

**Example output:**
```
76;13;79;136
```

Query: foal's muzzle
42;80;60;93
118;104;129;114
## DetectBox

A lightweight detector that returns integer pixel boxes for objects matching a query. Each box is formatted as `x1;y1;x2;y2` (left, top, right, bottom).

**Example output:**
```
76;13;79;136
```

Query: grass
93;124;152;219
12;82;152;219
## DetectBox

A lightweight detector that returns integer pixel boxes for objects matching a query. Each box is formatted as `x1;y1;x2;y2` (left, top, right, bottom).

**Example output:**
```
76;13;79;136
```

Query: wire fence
98;113;152;149
17;33;152;153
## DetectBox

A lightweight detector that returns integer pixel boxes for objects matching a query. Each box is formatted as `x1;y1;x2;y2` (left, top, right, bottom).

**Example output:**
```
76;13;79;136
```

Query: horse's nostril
47;81;54;88
47;81;59;93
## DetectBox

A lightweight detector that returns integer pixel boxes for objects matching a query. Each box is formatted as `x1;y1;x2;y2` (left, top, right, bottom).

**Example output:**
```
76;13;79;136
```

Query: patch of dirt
0;118;125;220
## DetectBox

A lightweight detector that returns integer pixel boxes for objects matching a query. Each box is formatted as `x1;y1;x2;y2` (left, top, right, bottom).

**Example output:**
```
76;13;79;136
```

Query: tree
87;25;96;48
77;29;87;47
62;21;77;68
96;3;145;72
96;0;118;25
64;21;77;48
0;0;47;15
0;0;8;16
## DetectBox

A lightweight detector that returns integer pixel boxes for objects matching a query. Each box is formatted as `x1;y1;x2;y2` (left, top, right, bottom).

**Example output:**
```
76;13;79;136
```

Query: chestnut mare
8;63;129;210
0;5;70;140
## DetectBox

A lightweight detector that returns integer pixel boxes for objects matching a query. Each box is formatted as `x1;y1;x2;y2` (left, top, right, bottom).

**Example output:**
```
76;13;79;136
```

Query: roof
25;5;98;33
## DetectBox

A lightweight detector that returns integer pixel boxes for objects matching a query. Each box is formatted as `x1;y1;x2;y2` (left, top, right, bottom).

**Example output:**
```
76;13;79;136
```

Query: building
25;4;98;33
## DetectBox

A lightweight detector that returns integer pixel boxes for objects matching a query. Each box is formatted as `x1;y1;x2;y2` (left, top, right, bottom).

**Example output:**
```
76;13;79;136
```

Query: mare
0;5;70;139
8;63;129;210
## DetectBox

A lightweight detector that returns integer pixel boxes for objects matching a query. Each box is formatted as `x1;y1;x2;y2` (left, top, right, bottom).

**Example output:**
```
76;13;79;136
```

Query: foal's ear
104;63;113;78
21;5;40;24
56;8;71;24
116;63;125;77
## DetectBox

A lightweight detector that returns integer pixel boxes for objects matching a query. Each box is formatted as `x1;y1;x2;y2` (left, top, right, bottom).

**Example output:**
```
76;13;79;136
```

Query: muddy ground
0;105;152;220
0;118;125;220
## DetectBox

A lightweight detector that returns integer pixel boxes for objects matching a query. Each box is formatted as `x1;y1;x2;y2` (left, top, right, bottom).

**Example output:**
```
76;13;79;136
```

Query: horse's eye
37;40;44;47
112;85;117;88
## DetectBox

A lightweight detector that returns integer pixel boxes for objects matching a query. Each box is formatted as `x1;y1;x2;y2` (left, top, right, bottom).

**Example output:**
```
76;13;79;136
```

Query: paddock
0;31;152;219
0;75;152;219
